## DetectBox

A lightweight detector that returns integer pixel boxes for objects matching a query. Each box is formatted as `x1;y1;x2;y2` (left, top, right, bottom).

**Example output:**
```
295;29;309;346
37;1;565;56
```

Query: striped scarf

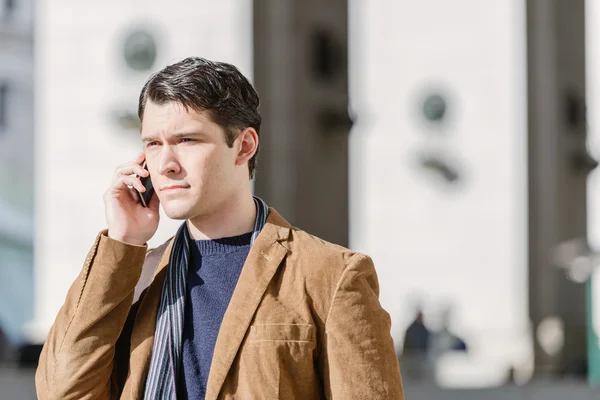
144;196;270;399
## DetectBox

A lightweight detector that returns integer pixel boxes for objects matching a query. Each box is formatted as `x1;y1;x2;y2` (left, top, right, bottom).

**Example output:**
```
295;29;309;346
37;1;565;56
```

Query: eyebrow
141;131;207;143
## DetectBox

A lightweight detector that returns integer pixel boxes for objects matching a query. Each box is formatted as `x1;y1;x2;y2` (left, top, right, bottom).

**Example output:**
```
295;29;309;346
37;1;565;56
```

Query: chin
161;202;194;220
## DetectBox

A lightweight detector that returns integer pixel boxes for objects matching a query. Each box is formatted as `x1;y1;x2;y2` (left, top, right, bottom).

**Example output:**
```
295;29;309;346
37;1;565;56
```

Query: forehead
140;100;218;136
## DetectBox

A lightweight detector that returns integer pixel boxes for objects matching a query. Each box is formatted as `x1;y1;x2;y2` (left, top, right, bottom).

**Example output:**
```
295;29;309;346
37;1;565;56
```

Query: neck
187;189;257;241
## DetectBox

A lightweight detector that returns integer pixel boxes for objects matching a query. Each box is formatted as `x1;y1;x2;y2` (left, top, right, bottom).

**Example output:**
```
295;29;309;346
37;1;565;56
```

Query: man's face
140;100;241;220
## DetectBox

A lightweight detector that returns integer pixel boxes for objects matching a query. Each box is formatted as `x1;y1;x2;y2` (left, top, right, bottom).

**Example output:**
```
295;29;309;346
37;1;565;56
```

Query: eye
146;141;159;147
180;138;196;143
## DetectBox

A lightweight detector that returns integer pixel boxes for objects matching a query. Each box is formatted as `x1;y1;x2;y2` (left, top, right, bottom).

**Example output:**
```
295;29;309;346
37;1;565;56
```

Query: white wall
349;0;529;386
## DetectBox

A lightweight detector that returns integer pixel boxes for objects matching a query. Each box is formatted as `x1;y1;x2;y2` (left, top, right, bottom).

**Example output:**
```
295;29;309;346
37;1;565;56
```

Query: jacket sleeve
319;254;405;399
35;231;148;400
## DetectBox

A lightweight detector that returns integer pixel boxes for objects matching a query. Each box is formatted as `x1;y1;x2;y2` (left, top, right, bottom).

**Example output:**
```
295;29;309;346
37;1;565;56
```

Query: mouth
160;185;190;194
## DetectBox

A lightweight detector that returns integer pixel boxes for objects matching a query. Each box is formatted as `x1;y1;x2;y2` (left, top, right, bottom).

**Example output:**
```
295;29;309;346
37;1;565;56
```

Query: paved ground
2;369;600;399
0;368;36;400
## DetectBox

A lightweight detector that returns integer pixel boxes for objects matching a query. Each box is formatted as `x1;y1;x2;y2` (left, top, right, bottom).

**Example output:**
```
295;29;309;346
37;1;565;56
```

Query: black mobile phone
136;162;155;207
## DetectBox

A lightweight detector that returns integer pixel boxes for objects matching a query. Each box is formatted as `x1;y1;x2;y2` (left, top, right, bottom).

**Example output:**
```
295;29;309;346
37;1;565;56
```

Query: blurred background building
0;0;34;351
2;0;600;398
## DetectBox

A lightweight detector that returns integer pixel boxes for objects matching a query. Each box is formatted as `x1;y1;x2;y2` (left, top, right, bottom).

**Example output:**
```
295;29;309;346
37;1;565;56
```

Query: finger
113;175;146;193
113;153;147;177
114;164;149;180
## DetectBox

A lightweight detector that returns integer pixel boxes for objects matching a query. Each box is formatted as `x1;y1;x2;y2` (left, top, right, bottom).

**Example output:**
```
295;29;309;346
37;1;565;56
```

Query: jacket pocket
248;323;315;343
233;324;318;399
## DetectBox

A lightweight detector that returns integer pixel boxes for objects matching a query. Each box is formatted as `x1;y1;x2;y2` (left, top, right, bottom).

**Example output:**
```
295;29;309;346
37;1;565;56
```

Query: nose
157;145;182;176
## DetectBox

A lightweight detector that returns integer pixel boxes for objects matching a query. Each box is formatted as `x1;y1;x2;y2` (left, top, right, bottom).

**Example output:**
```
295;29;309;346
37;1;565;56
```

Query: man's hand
104;153;160;246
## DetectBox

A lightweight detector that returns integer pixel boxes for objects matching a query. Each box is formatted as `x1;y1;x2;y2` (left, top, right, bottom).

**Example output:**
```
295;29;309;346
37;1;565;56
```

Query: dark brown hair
138;57;261;178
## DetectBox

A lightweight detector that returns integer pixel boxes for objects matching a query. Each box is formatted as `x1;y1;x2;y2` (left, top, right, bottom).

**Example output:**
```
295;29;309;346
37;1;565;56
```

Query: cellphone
136;162;155;207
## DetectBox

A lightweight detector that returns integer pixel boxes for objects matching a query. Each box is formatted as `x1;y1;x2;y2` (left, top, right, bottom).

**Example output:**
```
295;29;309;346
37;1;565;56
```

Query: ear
235;127;259;167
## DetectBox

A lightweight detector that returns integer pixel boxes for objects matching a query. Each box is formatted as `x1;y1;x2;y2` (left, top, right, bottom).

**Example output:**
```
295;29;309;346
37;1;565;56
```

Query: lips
160;184;190;192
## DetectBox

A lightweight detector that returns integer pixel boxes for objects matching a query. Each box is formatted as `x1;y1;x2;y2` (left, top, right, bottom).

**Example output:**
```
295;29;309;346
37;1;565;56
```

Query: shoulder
285;226;377;296
281;226;382;342
288;227;369;268
266;208;373;281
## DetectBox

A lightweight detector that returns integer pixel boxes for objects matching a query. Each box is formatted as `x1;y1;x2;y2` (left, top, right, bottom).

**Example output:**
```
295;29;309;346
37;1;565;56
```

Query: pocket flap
249;324;315;342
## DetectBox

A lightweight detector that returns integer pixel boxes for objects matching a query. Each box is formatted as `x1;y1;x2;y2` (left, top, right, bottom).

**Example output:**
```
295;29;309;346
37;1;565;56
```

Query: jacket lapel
127;239;173;399
205;209;291;400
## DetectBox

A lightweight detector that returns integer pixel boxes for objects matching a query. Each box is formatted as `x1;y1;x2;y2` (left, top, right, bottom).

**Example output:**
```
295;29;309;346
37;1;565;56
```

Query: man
36;57;404;399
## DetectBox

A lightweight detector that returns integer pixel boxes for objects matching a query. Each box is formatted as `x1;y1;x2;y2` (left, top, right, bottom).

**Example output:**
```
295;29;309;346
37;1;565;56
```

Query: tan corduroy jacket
36;209;404;399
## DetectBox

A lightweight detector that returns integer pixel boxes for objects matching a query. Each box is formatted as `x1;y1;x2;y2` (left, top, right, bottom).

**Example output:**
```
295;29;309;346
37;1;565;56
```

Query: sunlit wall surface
0;0;34;343
349;0;529;387
33;0;252;339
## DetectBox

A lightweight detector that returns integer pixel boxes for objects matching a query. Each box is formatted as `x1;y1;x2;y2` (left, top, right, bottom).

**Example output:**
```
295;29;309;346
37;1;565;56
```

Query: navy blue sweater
178;232;252;400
